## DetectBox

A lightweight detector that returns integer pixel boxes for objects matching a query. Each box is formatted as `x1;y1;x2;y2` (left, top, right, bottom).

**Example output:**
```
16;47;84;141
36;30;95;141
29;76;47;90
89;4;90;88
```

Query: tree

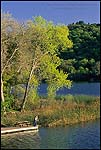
20;16;73;111
1;13;22;112
59;21;100;81
1;14;73;112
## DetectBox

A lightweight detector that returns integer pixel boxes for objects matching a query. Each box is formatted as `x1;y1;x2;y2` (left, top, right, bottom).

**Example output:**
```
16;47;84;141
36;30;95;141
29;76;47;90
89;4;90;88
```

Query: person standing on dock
33;116;39;126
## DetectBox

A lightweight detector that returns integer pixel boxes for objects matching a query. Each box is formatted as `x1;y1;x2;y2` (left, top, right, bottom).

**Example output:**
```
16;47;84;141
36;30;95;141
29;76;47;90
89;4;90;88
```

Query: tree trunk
1;48;18;113
1;75;6;112
1;76;4;102
20;63;36;112
20;51;44;112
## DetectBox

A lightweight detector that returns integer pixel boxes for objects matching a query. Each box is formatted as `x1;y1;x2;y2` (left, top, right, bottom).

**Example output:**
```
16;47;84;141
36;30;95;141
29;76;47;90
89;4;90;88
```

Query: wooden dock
1;126;38;135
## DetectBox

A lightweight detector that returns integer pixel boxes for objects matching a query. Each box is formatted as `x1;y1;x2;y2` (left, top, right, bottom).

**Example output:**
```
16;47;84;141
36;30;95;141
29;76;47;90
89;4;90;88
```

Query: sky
1;1;100;25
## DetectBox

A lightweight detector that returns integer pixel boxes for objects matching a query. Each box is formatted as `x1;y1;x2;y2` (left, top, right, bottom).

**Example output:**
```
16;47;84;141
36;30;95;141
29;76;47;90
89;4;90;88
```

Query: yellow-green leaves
30;75;38;87
24;16;73;99
50;25;73;51
2;14;73;109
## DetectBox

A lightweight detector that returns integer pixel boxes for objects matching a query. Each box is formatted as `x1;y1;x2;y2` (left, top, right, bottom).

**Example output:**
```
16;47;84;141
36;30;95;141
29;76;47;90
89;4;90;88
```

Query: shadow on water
1;131;41;149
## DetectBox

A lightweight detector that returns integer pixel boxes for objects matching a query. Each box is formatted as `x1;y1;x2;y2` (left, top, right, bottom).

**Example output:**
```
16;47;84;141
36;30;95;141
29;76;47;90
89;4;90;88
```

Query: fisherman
33;115;39;126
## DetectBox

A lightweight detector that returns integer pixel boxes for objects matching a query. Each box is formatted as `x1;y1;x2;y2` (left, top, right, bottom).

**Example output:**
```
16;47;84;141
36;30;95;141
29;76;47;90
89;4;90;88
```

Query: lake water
38;82;100;96
2;82;100;149
1;119;100;149
12;82;100;98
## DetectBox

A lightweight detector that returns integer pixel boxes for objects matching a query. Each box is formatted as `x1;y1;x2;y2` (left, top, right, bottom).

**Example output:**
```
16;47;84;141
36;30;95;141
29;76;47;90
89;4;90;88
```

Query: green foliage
1;96;100;127
1;13;100;113
59;21;100;81
26;16;72;100
1;95;15;113
46;69;72;99
73;95;96;104
55;94;97;105
1;14;73;111
27;88;39;103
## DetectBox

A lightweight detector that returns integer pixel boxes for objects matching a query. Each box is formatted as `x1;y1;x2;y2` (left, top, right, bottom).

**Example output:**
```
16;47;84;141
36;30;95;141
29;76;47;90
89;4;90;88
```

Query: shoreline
45;116;100;128
1;96;100;128
1;117;100;129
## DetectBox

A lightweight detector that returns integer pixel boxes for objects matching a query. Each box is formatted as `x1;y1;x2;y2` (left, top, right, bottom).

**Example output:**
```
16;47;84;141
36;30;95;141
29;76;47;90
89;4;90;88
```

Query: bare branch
1;47;19;75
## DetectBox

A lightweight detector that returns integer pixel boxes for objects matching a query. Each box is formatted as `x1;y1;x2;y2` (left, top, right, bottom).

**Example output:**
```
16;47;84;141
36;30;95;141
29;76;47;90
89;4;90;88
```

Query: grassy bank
1;95;100;127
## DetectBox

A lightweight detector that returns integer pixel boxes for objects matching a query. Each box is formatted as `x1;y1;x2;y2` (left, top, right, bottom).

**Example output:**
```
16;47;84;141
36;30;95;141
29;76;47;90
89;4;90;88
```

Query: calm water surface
12;82;100;98
4;82;100;149
38;82;100;96
1;119;100;149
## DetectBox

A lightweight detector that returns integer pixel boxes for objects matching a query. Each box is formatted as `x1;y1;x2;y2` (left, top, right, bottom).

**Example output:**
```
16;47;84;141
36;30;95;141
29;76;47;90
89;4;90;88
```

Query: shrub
74;95;96;104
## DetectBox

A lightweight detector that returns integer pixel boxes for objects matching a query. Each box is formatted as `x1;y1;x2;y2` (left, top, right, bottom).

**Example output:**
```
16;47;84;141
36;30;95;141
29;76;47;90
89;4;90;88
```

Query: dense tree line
59;21;100;81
